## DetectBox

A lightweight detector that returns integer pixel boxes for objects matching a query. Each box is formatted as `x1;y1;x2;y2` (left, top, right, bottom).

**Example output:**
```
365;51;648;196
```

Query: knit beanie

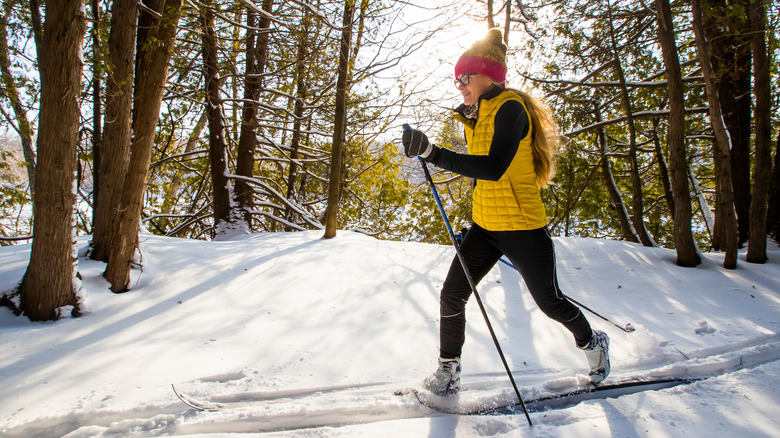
454;28;508;85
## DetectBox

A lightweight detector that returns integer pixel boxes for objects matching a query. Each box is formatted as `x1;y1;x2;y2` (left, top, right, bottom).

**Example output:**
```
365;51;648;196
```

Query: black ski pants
438;224;592;359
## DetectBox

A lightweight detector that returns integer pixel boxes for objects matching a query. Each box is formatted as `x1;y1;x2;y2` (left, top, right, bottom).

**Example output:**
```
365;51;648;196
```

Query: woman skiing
401;29;610;396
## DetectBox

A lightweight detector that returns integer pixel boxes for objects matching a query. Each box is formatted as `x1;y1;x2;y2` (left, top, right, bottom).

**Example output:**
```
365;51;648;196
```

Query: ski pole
414;152;533;426
496;257;635;333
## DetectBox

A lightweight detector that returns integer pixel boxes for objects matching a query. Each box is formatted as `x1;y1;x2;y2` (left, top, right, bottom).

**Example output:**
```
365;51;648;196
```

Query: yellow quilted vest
454;90;549;231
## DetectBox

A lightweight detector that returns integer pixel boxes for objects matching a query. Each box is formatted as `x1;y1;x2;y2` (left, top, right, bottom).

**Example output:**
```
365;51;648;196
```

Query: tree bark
654;0;701;267
323;0;355;239
91;0;137;262
200;3;235;238
19;0;86;321
746;0;771;263
691;0;738;268
235;0;273;228
104;0;183;292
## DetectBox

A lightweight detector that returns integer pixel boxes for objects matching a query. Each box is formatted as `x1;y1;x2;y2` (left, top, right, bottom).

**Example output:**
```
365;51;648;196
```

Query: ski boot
422;357;461;396
579;329;610;385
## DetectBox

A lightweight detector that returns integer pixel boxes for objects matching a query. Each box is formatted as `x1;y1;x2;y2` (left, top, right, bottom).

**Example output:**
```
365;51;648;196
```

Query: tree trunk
652;118;675;215
487;0;496;29
284;19;311;230
617;63;653;246
654;0;701;267
0;4;36;194
594;100;639;243
235;0;273;228
90;0;102;221
323;0;355;239
707;0;752;247
28;0;43;60
503;0;511;46
746;0;771;264
726;67;753;247
200;3;237;239
19;0;86;321
104;0;183;292
689;167;715;238
91;0;137;262
691;0;738;268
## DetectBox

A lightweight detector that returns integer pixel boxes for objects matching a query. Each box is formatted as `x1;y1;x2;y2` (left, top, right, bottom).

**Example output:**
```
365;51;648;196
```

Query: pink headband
454;55;507;85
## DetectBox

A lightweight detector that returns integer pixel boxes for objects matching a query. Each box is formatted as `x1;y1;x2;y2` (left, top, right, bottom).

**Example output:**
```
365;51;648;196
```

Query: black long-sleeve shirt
430;87;530;181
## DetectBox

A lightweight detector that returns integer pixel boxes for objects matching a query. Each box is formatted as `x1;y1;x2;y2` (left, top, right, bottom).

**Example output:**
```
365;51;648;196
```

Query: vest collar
454;85;506;121
479;85;504;102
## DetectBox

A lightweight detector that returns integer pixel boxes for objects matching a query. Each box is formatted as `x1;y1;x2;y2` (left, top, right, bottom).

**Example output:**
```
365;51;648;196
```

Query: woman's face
456;73;494;106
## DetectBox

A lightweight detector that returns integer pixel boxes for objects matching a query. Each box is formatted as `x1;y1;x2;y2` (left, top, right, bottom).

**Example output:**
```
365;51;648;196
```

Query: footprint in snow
694;320;717;335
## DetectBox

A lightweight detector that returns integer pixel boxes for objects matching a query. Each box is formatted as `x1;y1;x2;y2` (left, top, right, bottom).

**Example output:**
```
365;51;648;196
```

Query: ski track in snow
3;336;780;437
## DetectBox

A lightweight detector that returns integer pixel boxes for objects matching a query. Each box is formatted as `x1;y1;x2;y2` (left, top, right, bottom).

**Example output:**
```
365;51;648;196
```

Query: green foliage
338;141;414;238
507;0;774;250
2;0;776;250
0;149;32;242
397;117;473;244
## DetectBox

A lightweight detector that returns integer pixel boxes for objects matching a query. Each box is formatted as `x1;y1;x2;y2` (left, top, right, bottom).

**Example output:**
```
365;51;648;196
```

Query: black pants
439;224;592;358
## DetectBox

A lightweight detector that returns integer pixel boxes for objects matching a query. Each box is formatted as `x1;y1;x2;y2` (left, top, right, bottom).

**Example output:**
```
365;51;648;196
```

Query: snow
1;230;779;437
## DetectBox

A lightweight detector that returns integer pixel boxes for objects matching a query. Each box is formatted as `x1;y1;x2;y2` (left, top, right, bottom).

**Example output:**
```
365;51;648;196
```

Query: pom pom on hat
484;28;506;47
455;28;508;84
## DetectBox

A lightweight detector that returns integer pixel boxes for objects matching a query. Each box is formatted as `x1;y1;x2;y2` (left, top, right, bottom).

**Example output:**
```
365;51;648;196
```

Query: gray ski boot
579;329;610;384
422;357;461;396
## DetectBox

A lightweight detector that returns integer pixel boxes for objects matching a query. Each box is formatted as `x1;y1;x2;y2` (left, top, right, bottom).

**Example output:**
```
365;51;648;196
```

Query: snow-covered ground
1;230;779;437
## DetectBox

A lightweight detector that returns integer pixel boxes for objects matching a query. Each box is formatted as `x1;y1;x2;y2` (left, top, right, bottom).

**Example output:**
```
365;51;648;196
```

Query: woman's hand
402;125;435;160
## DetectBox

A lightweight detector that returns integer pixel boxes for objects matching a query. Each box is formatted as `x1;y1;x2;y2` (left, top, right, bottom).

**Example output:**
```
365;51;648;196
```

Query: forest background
0;0;778;321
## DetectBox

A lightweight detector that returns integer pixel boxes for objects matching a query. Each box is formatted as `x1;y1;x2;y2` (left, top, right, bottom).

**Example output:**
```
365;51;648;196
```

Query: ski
175;376;701;414
172;381;393;412
171;384;307;411
486;377;701;415
172;384;223;411
397;377;701;415
394;388;460;413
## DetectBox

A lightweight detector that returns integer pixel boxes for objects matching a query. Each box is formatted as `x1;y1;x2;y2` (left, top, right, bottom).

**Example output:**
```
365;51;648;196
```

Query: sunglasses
454;72;478;87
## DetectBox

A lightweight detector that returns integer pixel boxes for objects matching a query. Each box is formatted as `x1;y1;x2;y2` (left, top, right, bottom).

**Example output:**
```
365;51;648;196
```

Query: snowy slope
0;230;779;437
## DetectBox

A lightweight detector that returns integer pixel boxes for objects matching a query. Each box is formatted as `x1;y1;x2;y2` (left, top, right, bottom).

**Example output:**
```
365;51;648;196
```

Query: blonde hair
507;88;563;188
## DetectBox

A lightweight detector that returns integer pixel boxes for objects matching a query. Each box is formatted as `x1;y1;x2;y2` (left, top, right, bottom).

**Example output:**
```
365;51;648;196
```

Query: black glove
402;124;435;160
